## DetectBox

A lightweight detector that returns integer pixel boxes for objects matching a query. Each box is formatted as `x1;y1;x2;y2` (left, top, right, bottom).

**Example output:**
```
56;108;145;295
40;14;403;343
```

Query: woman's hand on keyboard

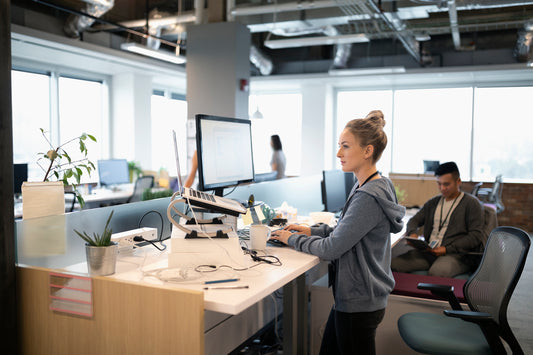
283;224;311;236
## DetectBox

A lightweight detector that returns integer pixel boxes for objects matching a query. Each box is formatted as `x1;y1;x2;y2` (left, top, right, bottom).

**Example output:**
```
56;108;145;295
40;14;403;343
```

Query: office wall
1;0;17;352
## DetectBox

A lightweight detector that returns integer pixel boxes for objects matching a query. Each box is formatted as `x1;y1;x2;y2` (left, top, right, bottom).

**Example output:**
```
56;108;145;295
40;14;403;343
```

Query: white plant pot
85;243;118;276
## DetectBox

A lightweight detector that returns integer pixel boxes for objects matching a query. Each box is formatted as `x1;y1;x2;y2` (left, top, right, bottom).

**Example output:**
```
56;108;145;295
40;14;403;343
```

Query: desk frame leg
283;273;307;355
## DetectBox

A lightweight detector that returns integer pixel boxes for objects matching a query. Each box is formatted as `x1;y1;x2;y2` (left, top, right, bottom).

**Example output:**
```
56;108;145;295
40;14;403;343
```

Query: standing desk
39;232;319;355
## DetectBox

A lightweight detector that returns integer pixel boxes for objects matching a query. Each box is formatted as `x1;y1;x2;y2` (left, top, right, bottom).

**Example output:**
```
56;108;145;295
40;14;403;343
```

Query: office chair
471;181;483;196
64;191;77;212
398;226;530;355
476;174;504;213
127;176;154;203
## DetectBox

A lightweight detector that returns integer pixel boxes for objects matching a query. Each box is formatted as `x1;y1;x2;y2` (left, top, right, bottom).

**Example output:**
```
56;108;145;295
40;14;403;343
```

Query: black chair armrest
443;310;506;354
417;283;462;310
443;310;492;322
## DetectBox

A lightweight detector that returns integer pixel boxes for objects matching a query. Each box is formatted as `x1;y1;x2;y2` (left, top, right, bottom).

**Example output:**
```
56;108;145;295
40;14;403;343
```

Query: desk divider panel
17;266;204;355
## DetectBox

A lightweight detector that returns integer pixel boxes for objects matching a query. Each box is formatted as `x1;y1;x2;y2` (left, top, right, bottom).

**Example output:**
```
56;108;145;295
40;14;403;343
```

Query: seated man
391;162;484;278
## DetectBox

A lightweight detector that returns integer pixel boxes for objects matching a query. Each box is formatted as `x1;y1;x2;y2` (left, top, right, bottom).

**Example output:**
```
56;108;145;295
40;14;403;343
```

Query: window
12;70;51;181
392;88;472;178
472;86;533;182
249;93;302;176
58;76;106;183
336;90;393;175
150;91;188;176
12;69;106;184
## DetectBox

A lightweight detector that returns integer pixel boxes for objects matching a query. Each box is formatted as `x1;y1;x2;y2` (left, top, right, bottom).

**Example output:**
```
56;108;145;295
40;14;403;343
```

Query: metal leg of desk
283;273;308;355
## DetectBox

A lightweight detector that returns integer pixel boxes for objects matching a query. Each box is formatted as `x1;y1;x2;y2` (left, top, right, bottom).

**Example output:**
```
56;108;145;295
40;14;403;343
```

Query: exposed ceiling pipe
250;45;273;75
365;0;421;64
195;0;206;24
514;20;533;62
64;0;115;39
447;0;461;50
230;0;340;17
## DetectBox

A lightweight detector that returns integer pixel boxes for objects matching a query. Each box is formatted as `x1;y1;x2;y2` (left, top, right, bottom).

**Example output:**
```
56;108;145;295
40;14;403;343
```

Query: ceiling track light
328;66;406;76
264;33;370;49
120;42;186;64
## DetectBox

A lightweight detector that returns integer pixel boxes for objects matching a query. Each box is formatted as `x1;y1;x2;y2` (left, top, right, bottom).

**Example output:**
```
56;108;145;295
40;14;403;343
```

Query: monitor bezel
195;114;255;195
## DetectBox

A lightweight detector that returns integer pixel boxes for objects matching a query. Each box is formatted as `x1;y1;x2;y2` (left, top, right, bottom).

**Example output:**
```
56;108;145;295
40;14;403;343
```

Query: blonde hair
345;110;387;163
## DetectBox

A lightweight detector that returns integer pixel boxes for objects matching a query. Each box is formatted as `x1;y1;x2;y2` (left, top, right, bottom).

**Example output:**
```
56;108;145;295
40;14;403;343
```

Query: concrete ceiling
11;0;533;75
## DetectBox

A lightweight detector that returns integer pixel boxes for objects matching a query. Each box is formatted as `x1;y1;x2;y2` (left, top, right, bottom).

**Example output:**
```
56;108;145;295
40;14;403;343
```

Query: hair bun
365;110;385;128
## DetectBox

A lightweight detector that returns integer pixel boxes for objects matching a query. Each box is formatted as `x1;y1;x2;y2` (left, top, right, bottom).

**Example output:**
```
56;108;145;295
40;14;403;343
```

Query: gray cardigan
288;177;405;313
406;193;485;254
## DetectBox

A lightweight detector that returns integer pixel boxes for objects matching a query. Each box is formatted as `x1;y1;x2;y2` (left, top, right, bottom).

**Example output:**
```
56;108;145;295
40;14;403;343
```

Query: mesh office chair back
128;176;154;203
464;226;530;353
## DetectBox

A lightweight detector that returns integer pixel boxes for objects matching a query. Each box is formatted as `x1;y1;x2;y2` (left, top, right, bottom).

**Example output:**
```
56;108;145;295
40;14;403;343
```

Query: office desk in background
82;185;134;209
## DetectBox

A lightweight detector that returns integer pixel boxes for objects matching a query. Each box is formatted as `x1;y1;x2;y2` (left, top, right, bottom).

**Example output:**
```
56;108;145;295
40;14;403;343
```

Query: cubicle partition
15;175;326;355
225;174;324;215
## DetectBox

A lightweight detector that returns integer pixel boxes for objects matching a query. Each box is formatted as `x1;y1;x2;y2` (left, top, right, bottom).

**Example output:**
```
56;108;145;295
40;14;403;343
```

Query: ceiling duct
64;0;115;39
250;45;273;75
514;21;533;62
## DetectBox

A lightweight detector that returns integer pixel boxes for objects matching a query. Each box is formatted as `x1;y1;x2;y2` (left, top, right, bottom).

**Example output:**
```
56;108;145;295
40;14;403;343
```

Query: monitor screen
97;159;130;186
195;114;255;195
322;169;355;213
423;160;440;173
14;163;28;195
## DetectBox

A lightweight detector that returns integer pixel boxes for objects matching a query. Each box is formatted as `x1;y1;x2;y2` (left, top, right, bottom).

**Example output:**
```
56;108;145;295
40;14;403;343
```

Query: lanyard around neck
357;171;379;190
438;194;459;232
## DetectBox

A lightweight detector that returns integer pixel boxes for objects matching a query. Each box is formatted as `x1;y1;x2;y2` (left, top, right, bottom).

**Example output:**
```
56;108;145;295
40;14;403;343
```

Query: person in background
270;134;286;179
272;110;405;355
391;161;485;277
183;150;198;188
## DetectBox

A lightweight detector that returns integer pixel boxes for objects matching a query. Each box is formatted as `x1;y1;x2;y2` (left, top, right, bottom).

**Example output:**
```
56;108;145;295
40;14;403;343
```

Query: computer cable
138;210;165;240
136;210;168;250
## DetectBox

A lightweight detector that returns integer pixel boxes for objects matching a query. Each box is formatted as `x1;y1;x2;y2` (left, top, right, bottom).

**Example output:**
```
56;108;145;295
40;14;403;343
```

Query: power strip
111;227;157;248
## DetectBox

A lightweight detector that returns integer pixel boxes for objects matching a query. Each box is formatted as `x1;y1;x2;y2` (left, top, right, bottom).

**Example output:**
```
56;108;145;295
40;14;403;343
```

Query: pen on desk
204;278;240;285
203;285;249;290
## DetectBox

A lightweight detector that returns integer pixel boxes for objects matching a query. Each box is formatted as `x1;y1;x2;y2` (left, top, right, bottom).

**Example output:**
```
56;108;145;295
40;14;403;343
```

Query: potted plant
37;128;97;207
74;210;118;276
21;129;97;218
128;161;143;182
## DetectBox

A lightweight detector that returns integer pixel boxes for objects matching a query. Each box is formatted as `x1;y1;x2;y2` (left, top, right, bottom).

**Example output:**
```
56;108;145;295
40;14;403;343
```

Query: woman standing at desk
270;134;286;179
272;110;405;355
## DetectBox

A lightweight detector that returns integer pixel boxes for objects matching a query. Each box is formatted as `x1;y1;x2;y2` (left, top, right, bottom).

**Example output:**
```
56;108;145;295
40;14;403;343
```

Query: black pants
319;307;386;355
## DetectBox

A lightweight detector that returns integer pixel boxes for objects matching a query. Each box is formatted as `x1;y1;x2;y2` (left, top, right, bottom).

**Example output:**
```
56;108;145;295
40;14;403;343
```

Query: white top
64;227;319;315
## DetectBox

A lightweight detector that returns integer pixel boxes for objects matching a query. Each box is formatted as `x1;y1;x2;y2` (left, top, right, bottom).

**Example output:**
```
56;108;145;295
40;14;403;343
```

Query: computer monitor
13;163;28;195
321;169;355;213
97;159;130;186
195;114;255;196
423;160;440;174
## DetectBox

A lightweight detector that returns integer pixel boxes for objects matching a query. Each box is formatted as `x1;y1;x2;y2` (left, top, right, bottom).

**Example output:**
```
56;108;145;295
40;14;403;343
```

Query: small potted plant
74;210;118;276
22;129;97;218
128;161;143;182
37;128;97;207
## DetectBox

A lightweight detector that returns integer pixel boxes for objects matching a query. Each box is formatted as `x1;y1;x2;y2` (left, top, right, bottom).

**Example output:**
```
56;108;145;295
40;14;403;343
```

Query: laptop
172;130;247;216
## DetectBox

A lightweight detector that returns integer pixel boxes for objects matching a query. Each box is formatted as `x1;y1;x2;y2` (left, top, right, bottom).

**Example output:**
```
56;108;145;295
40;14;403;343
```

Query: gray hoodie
288;176;405;313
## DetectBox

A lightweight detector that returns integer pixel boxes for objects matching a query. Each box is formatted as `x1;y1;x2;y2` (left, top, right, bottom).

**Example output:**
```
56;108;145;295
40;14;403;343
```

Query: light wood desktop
18;224;319;355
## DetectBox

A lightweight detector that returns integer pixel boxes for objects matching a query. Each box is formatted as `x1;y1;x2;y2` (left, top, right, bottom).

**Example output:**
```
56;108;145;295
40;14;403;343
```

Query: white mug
250;224;270;250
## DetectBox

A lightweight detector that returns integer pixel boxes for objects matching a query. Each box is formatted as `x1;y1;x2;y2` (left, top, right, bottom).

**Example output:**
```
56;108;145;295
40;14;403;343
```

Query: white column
111;73;152;169
300;83;333;176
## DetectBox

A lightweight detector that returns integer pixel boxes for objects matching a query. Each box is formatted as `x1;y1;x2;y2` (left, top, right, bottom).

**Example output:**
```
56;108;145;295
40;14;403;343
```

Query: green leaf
63;151;72;164
79;140;87;155
77;194;85;208
87;134;97;142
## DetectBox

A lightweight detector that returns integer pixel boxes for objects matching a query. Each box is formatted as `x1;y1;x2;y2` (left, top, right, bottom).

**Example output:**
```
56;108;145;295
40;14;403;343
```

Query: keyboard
181;187;247;216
